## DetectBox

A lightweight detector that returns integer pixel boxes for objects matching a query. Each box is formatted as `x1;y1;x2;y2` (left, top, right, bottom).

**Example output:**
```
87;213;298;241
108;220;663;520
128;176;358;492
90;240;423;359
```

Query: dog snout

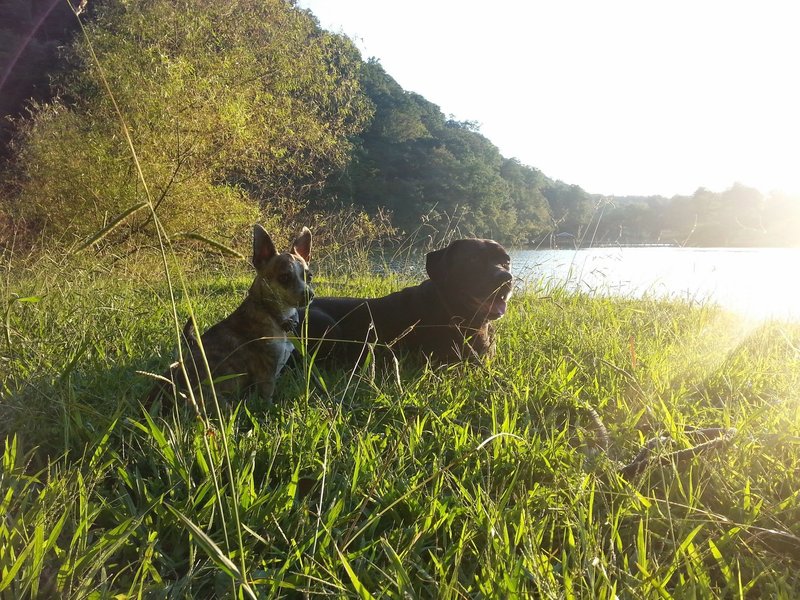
492;268;513;297
495;269;513;284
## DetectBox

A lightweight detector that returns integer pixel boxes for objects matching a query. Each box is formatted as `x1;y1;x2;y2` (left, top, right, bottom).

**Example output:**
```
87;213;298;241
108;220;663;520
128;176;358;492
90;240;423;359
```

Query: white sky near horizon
297;0;800;198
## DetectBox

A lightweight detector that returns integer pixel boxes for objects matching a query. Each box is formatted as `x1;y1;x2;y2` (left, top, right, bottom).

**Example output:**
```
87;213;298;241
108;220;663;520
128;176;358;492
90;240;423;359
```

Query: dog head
425;238;512;321
251;225;314;310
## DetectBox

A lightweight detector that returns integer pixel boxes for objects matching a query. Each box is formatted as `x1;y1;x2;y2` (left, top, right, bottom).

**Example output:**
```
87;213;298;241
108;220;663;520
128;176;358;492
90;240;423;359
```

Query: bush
3;0;372;250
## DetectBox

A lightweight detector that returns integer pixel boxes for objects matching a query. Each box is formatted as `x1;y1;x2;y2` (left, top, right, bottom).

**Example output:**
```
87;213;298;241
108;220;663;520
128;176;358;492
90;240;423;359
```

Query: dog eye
278;273;291;285
305;272;313;283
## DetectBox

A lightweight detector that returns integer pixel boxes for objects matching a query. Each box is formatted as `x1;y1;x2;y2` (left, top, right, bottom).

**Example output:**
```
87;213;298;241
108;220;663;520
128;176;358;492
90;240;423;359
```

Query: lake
509;247;800;321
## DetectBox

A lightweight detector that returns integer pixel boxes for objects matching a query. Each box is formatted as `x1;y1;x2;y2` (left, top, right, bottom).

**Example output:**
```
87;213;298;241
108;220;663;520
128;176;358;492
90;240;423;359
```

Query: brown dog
299;238;512;365
146;225;313;407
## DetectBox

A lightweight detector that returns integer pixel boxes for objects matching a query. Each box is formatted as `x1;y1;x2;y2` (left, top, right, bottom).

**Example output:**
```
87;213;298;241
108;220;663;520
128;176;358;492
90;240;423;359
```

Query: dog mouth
487;295;508;319
484;291;511;320
465;287;512;320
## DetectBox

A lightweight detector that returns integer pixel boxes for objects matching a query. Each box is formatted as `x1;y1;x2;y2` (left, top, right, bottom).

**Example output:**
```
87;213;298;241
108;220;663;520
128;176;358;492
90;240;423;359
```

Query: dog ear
291;227;312;263
252;224;277;270
425;246;449;282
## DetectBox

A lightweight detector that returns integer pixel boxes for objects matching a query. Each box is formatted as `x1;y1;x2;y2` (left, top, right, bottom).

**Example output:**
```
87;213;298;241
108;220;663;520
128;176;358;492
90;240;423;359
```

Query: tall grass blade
164;504;257;600
335;544;375;600
169;232;245;259
76;202;148;251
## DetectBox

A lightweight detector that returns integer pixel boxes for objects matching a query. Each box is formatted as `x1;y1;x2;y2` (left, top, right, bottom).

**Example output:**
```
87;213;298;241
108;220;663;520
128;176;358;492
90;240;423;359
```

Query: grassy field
2;250;800;598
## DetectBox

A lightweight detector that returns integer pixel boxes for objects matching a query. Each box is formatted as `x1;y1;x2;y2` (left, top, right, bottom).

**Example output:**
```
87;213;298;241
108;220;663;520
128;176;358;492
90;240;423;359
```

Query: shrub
3;0;372;250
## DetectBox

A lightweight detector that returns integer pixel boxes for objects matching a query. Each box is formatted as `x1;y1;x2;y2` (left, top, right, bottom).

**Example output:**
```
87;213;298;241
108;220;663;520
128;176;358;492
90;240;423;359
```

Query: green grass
3;251;800;598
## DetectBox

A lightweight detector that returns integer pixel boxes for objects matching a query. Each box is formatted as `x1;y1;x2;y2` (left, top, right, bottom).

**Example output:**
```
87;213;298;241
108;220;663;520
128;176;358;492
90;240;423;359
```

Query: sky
297;0;800;198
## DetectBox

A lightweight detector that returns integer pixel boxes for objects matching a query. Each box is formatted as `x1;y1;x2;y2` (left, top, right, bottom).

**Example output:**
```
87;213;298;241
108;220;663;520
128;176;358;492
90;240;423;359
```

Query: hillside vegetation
2;0;799;252
1;0;375;252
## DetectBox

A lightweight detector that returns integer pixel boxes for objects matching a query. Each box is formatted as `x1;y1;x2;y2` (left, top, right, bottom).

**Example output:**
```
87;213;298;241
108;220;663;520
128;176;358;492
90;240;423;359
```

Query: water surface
510;247;800;320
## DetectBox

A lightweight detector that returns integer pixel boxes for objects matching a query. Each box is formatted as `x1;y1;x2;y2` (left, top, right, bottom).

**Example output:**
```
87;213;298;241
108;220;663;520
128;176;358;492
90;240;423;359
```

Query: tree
4;0;372;247
542;182;594;238
318;60;555;244
500;158;551;243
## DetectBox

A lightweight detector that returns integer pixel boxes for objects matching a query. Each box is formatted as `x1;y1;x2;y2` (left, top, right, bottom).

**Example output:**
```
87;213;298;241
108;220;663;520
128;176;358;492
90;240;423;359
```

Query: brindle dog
146;225;313;407
299;238;512;365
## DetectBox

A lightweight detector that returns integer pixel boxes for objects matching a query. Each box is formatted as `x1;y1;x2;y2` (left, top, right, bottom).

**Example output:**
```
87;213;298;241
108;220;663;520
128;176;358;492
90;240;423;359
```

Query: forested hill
1;0;798;250
315;59;564;244
316;60;800;247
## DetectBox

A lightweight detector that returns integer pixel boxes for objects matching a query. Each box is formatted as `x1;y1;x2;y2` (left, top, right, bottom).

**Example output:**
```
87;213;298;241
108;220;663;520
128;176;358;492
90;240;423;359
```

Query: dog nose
496;269;513;284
